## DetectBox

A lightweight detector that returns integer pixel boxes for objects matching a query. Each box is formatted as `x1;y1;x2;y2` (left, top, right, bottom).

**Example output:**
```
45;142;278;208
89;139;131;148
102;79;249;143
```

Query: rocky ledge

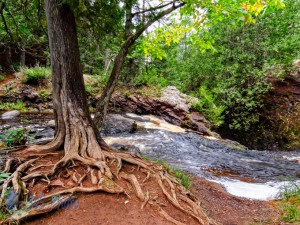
110;86;213;136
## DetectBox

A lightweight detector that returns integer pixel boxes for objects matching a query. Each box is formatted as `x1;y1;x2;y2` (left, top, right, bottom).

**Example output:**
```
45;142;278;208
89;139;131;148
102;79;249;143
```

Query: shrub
23;66;51;85
192;85;225;128
39;89;52;101
0;128;32;147
0;74;5;82
0;100;26;111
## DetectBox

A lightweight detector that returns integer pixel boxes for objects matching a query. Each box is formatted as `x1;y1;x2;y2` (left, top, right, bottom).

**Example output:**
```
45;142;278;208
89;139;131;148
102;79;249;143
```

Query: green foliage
23;67;51;85
0;128;32;147
156;160;191;190
85;84;99;95
0;204;10;222
39;89;51;101
279;184;300;223
0;74;5;82
173;170;191;190
137;0;299;131
133;68;168;88
0;101;26;111
192;86;225;128
0;172;11;181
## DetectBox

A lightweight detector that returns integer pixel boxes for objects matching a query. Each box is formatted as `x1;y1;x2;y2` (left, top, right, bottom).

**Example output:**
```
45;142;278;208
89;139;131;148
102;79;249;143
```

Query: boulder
1;110;20;119
158;86;198;113
110;86;212;135
46;120;55;128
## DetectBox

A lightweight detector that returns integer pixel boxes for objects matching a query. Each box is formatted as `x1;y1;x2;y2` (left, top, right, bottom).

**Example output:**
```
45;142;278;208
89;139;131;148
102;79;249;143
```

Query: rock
110;143;141;156
1;110;20;119
188;112;211;131
29;108;39;113
46;120;55;128
42;109;53;113
102;114;136;135
35;128;55;139
158;86;198;112
110;86;212;135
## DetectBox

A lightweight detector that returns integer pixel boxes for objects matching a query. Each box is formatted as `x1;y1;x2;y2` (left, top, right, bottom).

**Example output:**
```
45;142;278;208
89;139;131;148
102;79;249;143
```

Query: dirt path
24;175;284;225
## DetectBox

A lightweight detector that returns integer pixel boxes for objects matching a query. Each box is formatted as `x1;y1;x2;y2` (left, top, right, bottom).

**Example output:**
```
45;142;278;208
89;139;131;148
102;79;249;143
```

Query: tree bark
104;48;111;75
43;0;106;159
20;48;26;69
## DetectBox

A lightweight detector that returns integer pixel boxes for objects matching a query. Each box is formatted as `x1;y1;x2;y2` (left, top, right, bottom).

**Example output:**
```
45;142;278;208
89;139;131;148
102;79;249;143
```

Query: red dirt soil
24;173;285;225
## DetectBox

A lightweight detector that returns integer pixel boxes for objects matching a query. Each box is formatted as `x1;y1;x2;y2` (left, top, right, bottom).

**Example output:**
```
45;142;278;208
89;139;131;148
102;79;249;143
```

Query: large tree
0;1;212;224
0;0;285;223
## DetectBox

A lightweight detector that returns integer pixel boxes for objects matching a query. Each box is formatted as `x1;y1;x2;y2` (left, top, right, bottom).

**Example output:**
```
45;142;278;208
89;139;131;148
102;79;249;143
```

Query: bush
192;85;225;128
0;128;32;147
0;100;26;111
23;66;51;85
39;89;52;101
0;74;5;82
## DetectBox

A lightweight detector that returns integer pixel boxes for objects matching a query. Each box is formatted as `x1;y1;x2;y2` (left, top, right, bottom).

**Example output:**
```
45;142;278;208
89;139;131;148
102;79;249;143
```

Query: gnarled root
1;147;215;225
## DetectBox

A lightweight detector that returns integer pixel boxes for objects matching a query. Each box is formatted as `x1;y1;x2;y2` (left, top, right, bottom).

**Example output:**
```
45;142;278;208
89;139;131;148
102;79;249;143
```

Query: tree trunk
44;0;106;160
104;48;111;75
20;48;25;69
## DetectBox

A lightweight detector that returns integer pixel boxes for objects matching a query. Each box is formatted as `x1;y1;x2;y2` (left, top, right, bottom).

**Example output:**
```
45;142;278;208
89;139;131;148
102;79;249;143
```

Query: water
1;112;300;200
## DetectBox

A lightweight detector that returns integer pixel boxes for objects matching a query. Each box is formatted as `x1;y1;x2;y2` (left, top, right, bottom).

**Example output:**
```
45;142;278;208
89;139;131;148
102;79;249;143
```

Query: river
1;112;300;200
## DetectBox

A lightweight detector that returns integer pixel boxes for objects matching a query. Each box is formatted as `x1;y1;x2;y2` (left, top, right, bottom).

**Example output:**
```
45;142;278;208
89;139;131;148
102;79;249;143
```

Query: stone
1;110;20;119
158;86;198;112
29;108;39;113
46;120;55;128
110;86;213;136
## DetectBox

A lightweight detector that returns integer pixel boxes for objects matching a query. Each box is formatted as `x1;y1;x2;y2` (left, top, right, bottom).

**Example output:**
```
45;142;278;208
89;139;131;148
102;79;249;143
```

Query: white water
103;113;300;201
211;179;300;200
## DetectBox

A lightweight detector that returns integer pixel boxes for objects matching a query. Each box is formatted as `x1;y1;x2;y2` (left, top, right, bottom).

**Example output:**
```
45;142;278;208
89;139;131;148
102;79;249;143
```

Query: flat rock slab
1;110;20;120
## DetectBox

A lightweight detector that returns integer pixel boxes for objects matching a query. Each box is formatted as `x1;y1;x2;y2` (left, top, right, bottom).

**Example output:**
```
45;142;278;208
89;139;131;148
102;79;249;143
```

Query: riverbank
24;175;283;225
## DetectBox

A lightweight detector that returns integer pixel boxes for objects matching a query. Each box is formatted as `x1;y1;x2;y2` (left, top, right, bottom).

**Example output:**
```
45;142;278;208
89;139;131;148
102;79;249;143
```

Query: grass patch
278;183;300;223
0;101;28;111
156;160;191;190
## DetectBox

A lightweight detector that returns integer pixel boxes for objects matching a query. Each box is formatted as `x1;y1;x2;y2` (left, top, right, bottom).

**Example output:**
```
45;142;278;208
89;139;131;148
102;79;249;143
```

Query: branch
132;1;173;17
130;2;186;45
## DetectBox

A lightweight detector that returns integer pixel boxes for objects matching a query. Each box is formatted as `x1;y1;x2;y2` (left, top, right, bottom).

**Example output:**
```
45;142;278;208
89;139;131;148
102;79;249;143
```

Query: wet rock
183;112;211;135
46;120;55;128
102;114;136;135
35;128;54;139
110;143;141;156
1;110;20;119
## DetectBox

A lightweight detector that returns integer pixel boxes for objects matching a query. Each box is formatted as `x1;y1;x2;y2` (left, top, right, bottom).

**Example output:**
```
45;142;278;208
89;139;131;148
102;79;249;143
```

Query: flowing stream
1;112;300;200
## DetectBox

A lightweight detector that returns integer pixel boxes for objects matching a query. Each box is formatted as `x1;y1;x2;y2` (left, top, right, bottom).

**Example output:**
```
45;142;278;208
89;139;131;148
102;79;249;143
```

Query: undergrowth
278;183;300;223
156;160;191;190
23;66;51;85
0;101;28;111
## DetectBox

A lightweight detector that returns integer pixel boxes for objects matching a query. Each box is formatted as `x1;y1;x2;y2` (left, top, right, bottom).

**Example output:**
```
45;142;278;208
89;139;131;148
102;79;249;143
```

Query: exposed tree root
0;146;215;225
157;206;186;225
